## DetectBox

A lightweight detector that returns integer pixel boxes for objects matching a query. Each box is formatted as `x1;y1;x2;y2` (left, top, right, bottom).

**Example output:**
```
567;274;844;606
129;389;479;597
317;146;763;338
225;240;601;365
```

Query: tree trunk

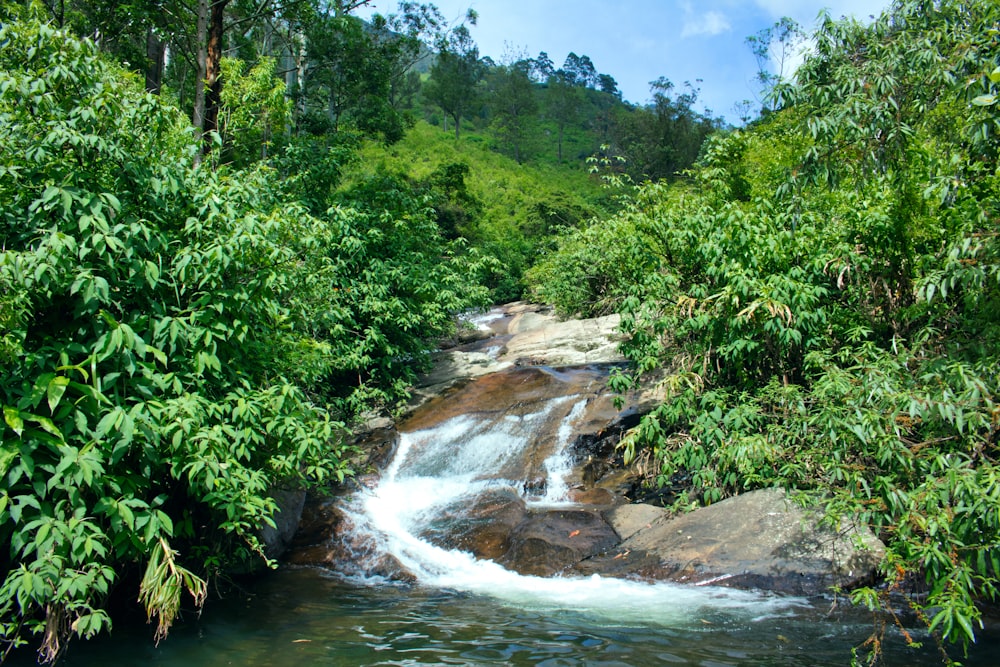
145;28;165;94
203;0;230;154
453;112;460;139
193;0;209;163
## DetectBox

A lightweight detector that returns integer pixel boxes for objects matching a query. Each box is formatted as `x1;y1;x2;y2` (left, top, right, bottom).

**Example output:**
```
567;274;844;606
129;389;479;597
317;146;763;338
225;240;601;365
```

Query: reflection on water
41;567;999;667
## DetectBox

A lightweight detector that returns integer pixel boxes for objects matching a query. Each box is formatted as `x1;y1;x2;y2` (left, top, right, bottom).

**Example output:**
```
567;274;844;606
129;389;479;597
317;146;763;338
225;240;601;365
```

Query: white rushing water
348;392;802;627
533;398;589;506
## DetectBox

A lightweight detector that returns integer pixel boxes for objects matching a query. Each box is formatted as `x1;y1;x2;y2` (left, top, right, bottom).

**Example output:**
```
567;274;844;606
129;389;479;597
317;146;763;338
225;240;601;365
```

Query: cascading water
340;369;801;628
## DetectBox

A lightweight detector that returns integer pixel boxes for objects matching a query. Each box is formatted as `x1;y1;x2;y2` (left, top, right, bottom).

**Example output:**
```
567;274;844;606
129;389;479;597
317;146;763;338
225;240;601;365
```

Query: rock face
286;302;886;597
259;488;306;562
585;489;885;595
408;302;626;409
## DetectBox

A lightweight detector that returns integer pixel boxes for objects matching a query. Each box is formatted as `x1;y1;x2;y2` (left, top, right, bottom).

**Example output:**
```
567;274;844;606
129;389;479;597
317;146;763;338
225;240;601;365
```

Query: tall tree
424;22;482;139
202;0;230;150
489;58;538;163
546;74;581;162
560;52;597;88
611;77;720;180
531;50;554;82
745;16;805;113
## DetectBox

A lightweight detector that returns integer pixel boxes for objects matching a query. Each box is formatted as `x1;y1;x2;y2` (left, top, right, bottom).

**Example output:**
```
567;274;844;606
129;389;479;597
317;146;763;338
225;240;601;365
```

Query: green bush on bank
0;14;490;661
529;0;1000;658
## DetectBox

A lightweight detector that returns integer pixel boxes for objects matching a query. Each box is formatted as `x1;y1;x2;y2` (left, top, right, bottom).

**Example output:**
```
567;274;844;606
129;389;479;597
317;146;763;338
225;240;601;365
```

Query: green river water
38;566;1000;666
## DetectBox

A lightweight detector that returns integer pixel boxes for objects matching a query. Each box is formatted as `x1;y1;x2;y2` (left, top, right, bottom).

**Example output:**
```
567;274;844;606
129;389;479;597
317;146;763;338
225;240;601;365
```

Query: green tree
219;56;291;166
0;13;492;660
488;57;538;163
545;74;582;162
611;78;721;181
425;22;483;139
529;1;1000;660
745;16;805;113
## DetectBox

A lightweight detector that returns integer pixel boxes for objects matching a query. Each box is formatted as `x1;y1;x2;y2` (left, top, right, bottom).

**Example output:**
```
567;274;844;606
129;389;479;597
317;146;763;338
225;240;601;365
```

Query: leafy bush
0;15;491;660
533;0;1000;659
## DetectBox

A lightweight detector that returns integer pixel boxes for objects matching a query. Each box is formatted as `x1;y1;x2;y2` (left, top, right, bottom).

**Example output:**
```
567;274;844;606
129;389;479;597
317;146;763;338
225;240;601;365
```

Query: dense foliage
530;0;1000;660
350;121;611;301
0;12;489;661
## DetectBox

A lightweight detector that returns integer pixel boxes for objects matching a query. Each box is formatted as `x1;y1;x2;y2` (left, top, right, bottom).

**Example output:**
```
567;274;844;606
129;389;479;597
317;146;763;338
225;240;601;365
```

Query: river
31;349;1000;666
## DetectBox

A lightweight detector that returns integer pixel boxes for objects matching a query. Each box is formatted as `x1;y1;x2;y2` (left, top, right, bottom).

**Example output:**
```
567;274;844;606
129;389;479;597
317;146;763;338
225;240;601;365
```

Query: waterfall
337;370;801;626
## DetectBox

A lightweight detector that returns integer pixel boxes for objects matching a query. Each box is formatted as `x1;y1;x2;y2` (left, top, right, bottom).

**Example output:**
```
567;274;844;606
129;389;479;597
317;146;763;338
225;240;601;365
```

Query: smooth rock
421;487;527;561
500;315;624;367
604;503;670;541
614;488;885;595
499;509;620;576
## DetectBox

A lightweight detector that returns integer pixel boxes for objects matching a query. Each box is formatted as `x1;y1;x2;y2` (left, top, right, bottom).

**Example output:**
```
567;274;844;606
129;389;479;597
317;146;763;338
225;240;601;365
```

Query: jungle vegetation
531;1;1000;662
2;0;998;664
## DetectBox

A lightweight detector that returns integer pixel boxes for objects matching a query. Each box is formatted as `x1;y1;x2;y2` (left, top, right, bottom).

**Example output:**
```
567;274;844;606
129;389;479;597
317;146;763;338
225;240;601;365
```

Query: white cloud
680;6;732;38
752;0;890;28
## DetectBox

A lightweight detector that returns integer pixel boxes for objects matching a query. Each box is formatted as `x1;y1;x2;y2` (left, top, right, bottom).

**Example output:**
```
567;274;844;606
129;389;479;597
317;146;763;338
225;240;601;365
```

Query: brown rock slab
616;488;885;595
499;508;620;576
422;487;528;561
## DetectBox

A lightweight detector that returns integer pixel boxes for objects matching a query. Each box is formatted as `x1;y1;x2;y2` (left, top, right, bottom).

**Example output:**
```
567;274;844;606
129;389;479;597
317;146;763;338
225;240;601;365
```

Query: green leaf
990;67;1000;84
26;414;64;441
0;446;17;478
47;376;70;414
144;260;160;288
971;94;996;107
3;407;24;436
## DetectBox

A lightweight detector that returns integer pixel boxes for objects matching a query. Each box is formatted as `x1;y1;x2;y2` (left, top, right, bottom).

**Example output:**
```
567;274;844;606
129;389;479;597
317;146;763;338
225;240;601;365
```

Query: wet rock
286;499;417;583
423;487;528;561
586;489;885;595
259;488;307;563
500;509;620;576
353;426;400;473
400;366;613;485
567;487;617;506
286;499;352;566
407;303;632;411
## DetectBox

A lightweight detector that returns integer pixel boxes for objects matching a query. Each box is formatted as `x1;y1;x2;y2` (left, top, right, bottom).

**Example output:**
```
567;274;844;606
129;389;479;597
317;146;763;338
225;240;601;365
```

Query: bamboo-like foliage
530;0;1000;660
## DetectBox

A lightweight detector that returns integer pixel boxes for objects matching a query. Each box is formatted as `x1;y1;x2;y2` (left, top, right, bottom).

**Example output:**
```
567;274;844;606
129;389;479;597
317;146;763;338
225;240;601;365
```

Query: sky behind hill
358;0;891;124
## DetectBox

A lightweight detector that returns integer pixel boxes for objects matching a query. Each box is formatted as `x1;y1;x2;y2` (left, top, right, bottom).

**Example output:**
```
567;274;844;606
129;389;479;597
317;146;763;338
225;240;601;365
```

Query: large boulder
582;488;885;595
499;508;621;577
421;487;528;561
500;314;624;367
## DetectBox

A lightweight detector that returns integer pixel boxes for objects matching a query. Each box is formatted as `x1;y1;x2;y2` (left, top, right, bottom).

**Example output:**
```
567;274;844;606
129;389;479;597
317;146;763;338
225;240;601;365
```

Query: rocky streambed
286;302;885;598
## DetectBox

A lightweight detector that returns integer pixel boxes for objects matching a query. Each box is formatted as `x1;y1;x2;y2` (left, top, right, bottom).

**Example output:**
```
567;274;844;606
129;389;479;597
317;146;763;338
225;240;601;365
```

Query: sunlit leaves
526;0;1000;659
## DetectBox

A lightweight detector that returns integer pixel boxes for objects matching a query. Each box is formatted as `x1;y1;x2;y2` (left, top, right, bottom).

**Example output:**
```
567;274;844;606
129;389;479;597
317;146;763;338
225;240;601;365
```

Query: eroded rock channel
287;303;884;597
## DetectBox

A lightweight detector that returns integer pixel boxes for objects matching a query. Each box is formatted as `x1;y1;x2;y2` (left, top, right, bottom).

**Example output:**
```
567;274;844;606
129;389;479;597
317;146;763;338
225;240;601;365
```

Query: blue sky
358;0;891;123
